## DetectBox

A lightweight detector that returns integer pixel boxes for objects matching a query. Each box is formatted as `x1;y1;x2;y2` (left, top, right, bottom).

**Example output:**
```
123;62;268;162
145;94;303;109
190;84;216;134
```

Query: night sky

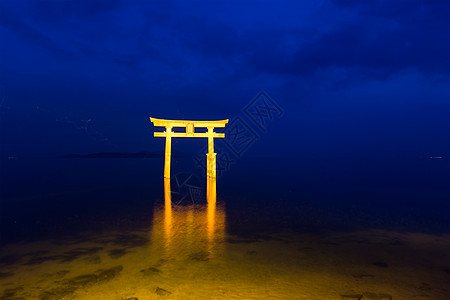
2;3;450;297
1;0;449;160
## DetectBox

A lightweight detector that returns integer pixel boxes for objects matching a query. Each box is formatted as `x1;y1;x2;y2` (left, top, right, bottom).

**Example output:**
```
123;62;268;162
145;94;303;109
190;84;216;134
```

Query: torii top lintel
150;117;228;128
150;117;228;138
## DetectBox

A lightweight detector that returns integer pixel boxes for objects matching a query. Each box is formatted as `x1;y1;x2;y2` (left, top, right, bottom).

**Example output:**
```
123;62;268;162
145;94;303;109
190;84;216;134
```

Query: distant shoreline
58;152;189;159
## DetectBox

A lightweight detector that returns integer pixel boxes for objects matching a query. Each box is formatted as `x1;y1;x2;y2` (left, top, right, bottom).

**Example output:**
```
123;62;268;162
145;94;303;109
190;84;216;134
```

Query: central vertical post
206;126;217;178
164;126;172;179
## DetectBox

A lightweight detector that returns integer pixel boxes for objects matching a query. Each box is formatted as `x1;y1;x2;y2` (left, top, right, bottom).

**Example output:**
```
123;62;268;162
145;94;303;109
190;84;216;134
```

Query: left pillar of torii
150;117;228;179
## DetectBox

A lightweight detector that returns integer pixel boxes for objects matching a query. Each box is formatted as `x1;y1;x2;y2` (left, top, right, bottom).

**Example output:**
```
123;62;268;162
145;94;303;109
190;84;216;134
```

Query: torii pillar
163;125;173;179
207;126;217;178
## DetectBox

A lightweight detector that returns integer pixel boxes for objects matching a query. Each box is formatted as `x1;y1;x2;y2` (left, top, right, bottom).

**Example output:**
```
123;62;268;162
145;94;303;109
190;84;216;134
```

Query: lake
0;156;449;299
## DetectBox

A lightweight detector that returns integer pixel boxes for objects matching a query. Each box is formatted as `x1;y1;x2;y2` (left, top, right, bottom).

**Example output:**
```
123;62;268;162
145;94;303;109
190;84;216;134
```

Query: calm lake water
0;156;449;299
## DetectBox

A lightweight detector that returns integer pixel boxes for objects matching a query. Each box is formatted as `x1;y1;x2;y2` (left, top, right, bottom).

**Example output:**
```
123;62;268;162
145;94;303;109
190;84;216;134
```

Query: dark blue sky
1;0;449;159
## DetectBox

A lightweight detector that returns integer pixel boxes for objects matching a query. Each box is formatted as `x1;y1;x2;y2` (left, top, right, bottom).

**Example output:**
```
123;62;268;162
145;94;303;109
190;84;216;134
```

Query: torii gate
150;117;229;179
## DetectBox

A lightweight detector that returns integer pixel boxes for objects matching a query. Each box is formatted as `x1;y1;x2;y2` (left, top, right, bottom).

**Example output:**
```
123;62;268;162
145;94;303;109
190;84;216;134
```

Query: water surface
1;156;449;299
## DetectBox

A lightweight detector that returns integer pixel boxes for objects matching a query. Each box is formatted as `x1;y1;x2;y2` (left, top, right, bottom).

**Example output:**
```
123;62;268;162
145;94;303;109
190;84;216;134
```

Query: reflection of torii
161;177;222;259
150;117;228;179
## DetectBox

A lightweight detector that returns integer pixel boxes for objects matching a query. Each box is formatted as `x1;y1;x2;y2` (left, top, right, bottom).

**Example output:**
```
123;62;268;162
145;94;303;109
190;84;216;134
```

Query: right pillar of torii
207;126;217;178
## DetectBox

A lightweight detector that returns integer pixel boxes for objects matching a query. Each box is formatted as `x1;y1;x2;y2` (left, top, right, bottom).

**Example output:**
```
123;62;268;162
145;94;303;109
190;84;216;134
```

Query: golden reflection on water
152;178;225;260
163;178;173;252
207;178;216;251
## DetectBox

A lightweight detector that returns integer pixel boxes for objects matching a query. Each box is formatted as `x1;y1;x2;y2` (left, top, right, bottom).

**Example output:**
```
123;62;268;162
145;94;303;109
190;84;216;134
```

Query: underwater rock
108;248;129;259
155;258;168;266
97;265;123;282
56;270;70;278
25;250;50;256
41;270;70;280
67;274;98;288
362;292;392;299
39;266;122;299
140;266;162;275
300;246;313;250
351;274;375;279
25;247;104;265
320;241;341;246
0;271;14;279
372;261;388;268
188;250;209;261
83;254;101;264
340;294;362;300
1;297;26;300
155;287;171;296
390;239;404;246
111;234;148;248
1;286;24;298
418;282;432;291
40;285;78;300
25;255;61;265
60;247;104;262
0;254;22;266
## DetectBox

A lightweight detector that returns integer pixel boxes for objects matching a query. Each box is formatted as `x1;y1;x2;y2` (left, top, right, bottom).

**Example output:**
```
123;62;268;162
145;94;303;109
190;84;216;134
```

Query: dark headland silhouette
58;151;191;159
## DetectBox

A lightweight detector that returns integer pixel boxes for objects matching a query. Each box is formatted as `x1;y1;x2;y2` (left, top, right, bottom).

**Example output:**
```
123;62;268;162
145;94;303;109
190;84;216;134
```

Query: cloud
0;4;75;59
244;0;450;79
128;0;450;84
30;0;121;24
1;0;448;92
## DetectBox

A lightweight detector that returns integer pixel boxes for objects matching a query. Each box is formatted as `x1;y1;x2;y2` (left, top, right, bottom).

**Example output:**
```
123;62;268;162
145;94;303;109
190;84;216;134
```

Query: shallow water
1;219;450;299
1;157;449;299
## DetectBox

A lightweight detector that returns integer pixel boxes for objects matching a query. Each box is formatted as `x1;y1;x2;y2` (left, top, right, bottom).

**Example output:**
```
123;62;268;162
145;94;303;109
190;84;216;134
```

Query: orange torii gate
150;117;229;179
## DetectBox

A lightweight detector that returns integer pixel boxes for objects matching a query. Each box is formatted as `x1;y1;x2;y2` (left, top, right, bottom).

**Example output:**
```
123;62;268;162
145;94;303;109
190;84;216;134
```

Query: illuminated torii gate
150;117;228;179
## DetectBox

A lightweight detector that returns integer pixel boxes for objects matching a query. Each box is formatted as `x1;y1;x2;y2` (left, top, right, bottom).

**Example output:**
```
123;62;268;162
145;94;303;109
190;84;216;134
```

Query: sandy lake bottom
1;203;450;300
